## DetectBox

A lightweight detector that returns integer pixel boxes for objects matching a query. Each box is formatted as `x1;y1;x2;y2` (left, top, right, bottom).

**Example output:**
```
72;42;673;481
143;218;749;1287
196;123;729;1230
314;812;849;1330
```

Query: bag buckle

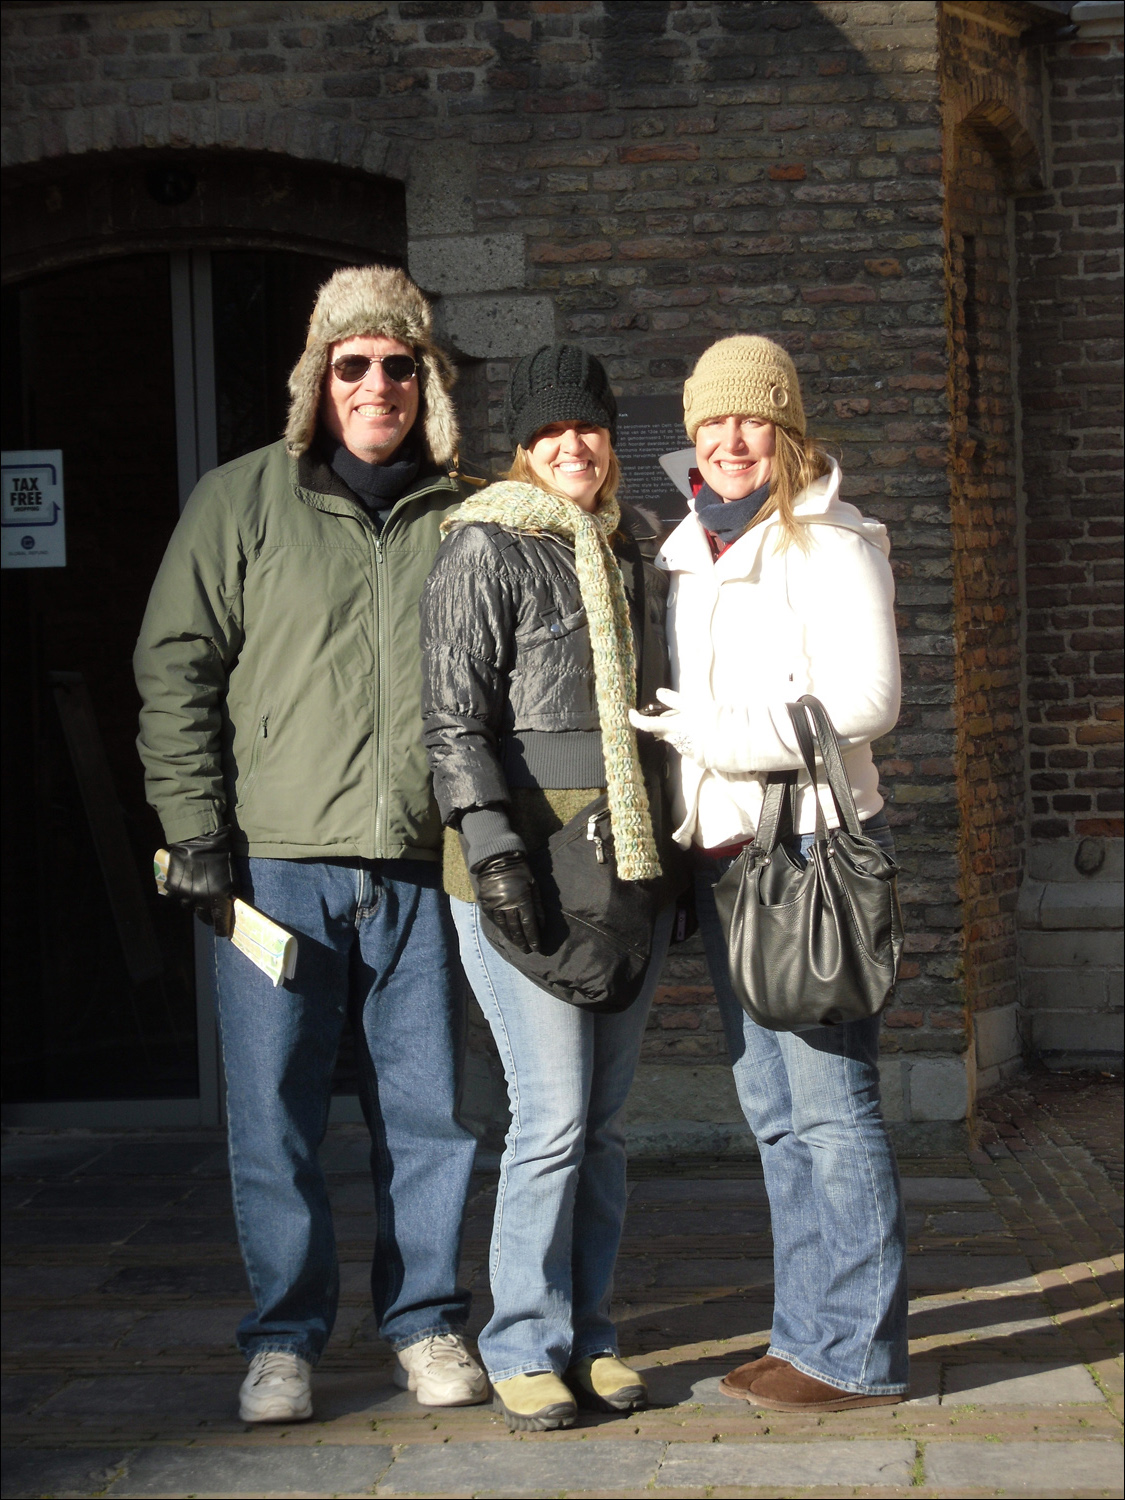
587;814;607;864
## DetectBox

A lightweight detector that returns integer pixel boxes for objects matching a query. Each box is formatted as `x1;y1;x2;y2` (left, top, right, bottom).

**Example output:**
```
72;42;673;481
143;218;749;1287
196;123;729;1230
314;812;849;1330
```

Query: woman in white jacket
633;336;909;1413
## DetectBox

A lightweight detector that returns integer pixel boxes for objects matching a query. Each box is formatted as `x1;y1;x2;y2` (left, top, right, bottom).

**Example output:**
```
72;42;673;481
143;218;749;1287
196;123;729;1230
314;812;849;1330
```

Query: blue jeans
451;898;674;1382
693;815;909;1395
214;857;477;1365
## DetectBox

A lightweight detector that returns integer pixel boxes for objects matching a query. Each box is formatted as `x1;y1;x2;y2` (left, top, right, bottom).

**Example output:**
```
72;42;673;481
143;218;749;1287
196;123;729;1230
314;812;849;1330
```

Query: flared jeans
693;817;910;1396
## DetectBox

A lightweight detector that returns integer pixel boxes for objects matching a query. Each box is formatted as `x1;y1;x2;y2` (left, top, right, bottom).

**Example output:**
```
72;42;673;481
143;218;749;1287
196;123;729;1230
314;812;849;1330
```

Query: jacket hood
285;265;459;468
657;456;890;573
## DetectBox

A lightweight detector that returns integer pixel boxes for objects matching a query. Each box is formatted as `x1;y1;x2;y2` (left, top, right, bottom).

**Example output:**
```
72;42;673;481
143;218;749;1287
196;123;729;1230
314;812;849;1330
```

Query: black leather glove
164;827;235;936
474;851;544;955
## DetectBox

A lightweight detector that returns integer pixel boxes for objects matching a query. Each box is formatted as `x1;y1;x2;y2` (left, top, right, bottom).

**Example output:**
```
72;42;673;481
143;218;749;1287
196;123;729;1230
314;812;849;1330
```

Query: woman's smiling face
525;422;611;512
695;415;776;501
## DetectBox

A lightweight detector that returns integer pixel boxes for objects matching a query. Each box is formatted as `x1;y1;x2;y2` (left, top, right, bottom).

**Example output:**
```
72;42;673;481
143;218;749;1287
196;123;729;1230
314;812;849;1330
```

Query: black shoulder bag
712;695;904;1031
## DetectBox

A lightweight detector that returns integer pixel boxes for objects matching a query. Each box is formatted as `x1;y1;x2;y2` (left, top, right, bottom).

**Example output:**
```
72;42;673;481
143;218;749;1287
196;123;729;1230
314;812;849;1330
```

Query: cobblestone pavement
2;1074;1121;1499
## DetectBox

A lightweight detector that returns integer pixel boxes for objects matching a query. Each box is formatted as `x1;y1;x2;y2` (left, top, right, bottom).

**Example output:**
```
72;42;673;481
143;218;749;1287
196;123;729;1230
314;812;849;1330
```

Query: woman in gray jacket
420;345;672;1433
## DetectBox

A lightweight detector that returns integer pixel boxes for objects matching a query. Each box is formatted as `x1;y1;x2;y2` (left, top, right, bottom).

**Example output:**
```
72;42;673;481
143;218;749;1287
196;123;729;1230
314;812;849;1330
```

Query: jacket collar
656;459;888;576
292;448;459;525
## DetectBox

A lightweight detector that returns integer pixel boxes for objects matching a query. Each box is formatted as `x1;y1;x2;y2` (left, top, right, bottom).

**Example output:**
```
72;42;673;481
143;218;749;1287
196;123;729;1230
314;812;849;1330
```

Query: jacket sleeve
694;527;901;774
420;525;517;824
133;472;246;843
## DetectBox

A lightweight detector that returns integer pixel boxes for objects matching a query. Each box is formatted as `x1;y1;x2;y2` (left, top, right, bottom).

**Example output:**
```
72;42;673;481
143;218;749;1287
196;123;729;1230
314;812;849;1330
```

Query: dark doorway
1;248;345;1106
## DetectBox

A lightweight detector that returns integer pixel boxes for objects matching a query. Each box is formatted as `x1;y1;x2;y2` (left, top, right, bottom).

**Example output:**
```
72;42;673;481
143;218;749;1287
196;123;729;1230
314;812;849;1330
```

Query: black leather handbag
480;793;664;1013
713;695;904;1031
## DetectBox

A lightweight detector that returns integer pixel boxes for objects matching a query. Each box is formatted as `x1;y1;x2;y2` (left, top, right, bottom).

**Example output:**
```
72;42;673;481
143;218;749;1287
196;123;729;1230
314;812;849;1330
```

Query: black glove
164;827;235;936
474;851;544;955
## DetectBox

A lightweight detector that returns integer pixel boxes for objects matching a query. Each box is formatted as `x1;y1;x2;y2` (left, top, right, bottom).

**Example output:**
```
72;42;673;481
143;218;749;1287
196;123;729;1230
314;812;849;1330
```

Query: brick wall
1014;12;1123;1069
1018;23;1123;844
937;2;1039;1091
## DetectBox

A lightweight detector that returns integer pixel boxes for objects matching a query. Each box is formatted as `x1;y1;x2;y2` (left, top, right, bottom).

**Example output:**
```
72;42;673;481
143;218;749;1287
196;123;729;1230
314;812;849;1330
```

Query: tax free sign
1;450;66;569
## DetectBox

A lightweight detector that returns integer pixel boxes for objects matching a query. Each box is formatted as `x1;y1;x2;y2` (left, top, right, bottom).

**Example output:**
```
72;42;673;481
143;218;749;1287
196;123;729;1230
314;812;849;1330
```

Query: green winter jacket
134;437;467;861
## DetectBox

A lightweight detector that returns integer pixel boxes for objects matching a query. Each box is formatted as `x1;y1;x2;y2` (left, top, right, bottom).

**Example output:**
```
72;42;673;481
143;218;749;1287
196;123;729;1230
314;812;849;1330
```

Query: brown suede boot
746;1363;904;1412
718;1354;788;1400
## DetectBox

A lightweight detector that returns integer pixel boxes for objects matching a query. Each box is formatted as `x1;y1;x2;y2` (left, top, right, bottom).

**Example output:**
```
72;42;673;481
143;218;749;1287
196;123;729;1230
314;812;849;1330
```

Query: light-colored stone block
974;1002;1020;1070
380;1439;665;1495
942;1361;1103;1405
435;293;556;359
925;1440;1123;1491
625;1063;744;1125
409;233;526;296
406;145;475;236
879;1057;908;1120
1022;879;1125;931
908;1057;969;1121
657;1441;917;1489
104;1445;394;1497
1025;838;1124;883
1019;928;1124;968
1031;1011;1124;1056
1022;968;1107;1010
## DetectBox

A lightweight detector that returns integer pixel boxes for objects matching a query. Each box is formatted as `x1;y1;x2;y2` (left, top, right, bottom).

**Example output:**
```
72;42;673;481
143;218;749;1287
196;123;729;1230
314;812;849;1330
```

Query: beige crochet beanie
682;335;806;440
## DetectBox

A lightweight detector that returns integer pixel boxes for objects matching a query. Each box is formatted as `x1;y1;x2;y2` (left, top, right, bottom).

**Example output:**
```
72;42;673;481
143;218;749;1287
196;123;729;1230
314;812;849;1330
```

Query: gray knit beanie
504;344;618;451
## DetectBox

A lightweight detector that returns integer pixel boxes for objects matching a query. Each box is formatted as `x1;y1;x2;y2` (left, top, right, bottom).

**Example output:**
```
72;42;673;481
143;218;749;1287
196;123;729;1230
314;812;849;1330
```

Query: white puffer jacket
656;459;900;849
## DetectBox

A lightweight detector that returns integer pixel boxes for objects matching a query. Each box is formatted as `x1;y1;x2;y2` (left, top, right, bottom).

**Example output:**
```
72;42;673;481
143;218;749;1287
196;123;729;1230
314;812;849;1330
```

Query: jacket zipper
371;529;387;853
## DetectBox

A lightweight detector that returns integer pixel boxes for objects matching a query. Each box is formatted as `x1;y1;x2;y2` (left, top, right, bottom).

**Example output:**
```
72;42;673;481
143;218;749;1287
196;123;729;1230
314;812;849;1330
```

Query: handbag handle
786;696;865;839
753;770;797;856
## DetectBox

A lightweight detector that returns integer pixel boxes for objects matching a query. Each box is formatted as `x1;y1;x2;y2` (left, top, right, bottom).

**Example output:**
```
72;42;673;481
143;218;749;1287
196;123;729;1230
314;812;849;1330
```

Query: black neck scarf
327;431;422;516
695;479;771;546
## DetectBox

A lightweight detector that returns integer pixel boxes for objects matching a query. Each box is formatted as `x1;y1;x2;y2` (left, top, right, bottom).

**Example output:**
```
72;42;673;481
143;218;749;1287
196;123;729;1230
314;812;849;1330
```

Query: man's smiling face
320;334;420;461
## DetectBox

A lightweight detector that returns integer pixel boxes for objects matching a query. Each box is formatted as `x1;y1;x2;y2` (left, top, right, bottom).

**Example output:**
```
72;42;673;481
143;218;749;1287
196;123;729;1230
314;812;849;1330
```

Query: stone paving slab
98;1264;250;1299
105;1444;395;1497
923;1438;1124;1492
0;1374;67;1417
375;1439;667;1496
1;1445;132;1498
1;1309;140;1349
905;1253;1036;1291
901;1176;991;1204
655;1439;917;1489
942;1361;1105;1405
34;1375;237;1425
1;1265;115;1299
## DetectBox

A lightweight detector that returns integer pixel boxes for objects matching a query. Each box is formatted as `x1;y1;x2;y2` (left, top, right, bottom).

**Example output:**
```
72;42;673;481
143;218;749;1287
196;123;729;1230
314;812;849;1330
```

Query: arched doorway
1;151;406;1125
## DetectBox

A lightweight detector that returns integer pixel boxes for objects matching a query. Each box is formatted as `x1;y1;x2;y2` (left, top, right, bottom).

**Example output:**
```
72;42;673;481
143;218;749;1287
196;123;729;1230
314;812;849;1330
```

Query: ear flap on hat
284;265;460;465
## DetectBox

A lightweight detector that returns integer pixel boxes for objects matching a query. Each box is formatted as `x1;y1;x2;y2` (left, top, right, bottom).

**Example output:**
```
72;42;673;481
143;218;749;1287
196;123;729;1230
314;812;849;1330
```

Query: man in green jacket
134;266;487;1423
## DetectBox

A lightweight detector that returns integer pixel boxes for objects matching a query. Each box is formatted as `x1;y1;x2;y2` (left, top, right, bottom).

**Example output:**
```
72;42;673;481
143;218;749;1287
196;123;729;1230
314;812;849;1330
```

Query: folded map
153;850;298;987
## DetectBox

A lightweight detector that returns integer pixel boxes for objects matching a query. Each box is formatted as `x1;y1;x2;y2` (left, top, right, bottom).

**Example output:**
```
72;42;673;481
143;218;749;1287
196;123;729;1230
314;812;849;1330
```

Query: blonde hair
744;424;832;552
505;443;622;510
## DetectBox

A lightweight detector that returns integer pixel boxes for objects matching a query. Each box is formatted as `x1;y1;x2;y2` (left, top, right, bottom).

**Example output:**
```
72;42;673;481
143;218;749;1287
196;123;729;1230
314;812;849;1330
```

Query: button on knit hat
682;335;806;440
504;343;618;452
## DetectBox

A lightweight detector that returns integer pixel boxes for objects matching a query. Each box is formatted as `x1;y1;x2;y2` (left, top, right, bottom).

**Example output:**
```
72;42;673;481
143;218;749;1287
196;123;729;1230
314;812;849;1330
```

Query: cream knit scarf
444;481;661;882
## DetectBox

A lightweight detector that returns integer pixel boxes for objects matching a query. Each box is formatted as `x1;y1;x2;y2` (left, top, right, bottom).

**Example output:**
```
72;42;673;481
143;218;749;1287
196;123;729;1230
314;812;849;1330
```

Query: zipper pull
587;814;606;864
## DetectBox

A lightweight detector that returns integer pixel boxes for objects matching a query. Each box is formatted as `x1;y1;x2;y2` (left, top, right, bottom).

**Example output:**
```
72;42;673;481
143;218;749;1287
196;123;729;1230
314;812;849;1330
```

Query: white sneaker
394;1332;489;1406
239;1350;313;1423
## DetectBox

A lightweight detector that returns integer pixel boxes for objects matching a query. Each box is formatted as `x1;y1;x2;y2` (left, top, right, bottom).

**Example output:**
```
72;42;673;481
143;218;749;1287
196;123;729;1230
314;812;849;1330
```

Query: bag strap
796;695;865;837
786;702;830;844
753;771;796;855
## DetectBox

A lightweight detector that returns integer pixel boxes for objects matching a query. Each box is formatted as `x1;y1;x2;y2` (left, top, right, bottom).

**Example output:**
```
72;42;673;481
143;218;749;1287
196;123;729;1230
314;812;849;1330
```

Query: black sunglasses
330;353;418;383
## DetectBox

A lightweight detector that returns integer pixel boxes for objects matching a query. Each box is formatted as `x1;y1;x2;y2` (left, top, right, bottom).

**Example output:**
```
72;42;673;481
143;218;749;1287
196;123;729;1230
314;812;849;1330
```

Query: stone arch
1;147;408;284
1;102;404;184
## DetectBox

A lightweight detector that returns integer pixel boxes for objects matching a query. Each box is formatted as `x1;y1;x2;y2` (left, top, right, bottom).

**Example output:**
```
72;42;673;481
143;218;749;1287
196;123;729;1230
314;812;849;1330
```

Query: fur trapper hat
285;265;459;466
